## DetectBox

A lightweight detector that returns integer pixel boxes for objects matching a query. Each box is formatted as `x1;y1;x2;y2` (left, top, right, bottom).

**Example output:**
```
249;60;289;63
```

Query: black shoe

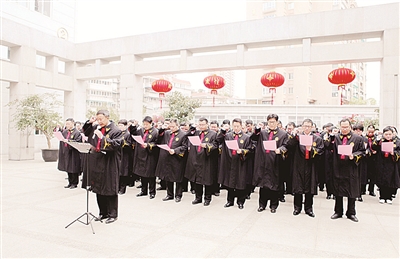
279;197;285;203
192;199;202;205
326;195;331;200
156;187;166;191
69;185;77;189
105;217;117;224
330;213;342;219
94;215;108;221
270;209;276;213
136;192;147;197
361;191;366;195
306;211;315;217
204;200;211;206
64;184;71;188
213;192;220;196
357;197;363;202
238;204;244;209
319;187;324;192
136;184;142;189
224;202;234;208
162;196;173;201
257;207;265;212
246;195;251;200
175;197;182;203
347;215;358;222
190;190;196;194
369;192;376;197
149;194;155;199
293;210;300;216
182;189;187;192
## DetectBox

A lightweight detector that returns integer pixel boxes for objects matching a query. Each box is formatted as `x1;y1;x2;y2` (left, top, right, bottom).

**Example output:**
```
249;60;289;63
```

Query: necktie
65;131;71;147
168;132;175;148
96;127;106;152
142;130;149;142
266;130;274;154
232;134;239;155
368;137;372;152
305;135;310;160
340;136;347;160
198;132;204;152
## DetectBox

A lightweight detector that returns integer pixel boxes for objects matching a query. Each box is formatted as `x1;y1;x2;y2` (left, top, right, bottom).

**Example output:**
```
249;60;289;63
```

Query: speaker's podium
64;142;99;234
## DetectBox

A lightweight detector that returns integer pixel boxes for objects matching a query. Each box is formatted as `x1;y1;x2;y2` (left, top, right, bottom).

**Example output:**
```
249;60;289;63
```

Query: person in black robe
217;118;252;209
117;119;134;195
82;110;122;224
287;119;324;217
244;119;256;199
353;123;367;202
251;114;288;213
209;120;221;197
372;126;400;204
185;117;218;206
58;118;82;189
155;118;188;202
129;116;159;199
326;118;365;223
364;125;378;197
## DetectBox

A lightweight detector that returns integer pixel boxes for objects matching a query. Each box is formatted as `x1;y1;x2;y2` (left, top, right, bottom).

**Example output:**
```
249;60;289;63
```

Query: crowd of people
57;110;400;224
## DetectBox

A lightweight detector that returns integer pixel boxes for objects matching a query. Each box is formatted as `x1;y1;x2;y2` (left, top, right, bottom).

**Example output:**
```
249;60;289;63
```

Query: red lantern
261;72;285;105
152;79;172;109
203;74;225;106
328;67;355;105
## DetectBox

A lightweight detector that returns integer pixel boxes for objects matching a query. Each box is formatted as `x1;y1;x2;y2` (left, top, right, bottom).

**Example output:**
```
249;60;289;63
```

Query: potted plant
8;93;63;162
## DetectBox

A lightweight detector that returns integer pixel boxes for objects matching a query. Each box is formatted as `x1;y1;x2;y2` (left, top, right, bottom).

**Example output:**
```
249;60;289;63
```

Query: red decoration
328;67;356;105
261;72;285;105
152;79;172;109
203;74;225;106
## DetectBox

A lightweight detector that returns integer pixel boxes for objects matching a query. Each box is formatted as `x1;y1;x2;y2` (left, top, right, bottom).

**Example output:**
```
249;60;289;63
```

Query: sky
75;0;400;100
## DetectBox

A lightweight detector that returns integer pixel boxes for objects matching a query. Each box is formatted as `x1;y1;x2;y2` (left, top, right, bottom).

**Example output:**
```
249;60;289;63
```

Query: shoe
279;197;285;203
379;199;385;204
64;184;71;188
356;197;363;202
204;200;211;206
190;190;196;194
246;195;251;200
347;215;358;222
238;204;244;209
369;192;376;197
319;188;324;192
162;196;173;201
361;191;366;195
213;192;220;196
105;217;117;224
192;199;202;205
392;194;396;198
270;209;276;213
136;192;147;197
149;194;155;199
224;202;234;208
386;199;393;204
136;184;142;189
69;185;77;189
257;207;265;212
306;211;315;217
118;191;125;195
175;197;181;203
182;189;187;192
293;210;300;216
94;215;108;221
330;213;342;219
156;187;166;191
326;195;331;200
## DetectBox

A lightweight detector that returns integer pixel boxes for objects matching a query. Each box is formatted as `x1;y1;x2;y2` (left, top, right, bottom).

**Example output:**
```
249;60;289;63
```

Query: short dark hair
169;118;179;125
143;116;153;123
302;118;313;125
391;126;398;134
286;122;296;128
210;120;219;126
74;121;81;126
66;118;74;123
232;118;242;124
199;117;208;124
267;114;279;121
367;124;376;130
353;123;364;131
383;126;393;134
245;119;253;125
96;110;110;118
118;119;128;125
222;119;230;125
339;118;352;126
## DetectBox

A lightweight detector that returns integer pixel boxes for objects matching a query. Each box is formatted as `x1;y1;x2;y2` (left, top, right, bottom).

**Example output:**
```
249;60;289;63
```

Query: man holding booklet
326;118;365;222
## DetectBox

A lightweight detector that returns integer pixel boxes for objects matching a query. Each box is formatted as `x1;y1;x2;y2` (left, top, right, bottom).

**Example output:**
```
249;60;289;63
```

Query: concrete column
8;45;37;160
380;28;400;129
120;54;143;120
237;44;247;68
180;49;192;71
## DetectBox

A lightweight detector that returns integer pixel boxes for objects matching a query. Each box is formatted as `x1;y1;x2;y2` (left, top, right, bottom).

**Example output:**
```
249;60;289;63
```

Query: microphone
92;125;101;139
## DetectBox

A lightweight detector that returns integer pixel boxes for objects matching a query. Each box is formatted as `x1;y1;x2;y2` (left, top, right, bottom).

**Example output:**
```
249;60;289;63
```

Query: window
0;45;10;60
263;0;276;11
287;2;294;9
288;87;293;94
36;54;46;69
58;60;65;74
35;0;51;16
262;87;269;96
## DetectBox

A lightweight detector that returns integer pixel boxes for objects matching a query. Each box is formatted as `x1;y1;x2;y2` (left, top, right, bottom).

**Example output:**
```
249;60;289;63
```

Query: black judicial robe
185;130;218;186
365;135;377;184
326;133;364;198
217;130;252;190
372;139;400;189
287;133;324;195
82;122;122;196
57;128;82;174
120;130;134;177
155;129;187;182
358;136;370;186
251;128;288;191
130;127;159;178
